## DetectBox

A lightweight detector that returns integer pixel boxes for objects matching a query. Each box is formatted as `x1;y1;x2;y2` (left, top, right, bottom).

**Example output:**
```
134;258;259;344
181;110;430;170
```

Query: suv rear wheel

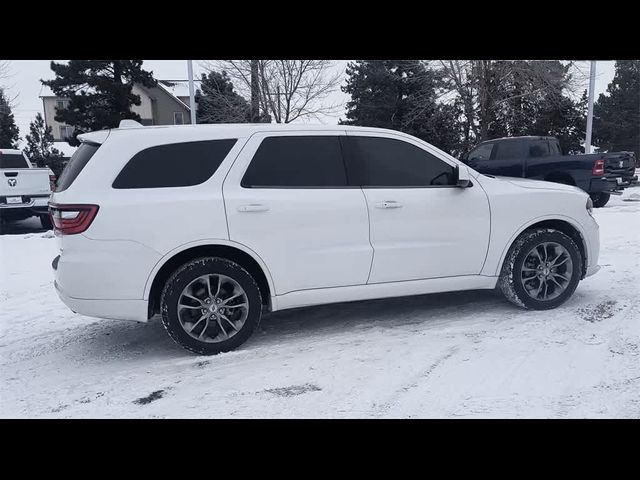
160;257;262;355
498;229;582;310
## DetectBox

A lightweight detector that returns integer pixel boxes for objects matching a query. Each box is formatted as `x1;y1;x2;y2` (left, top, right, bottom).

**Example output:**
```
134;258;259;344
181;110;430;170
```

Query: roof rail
118;119;143;129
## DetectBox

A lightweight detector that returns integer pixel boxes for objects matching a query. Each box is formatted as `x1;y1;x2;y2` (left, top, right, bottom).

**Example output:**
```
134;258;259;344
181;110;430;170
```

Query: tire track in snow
372;345;460;417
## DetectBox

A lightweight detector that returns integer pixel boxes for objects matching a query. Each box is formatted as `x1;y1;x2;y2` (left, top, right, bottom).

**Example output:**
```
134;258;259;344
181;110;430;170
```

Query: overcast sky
1;60;616;150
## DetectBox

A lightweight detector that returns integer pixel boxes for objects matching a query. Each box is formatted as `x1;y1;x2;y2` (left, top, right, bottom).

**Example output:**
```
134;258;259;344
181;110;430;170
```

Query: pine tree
593;60;640;159
42;60;156;146
0;88;20;148
341;60;463;155
195;71;251;123
23;112;65;176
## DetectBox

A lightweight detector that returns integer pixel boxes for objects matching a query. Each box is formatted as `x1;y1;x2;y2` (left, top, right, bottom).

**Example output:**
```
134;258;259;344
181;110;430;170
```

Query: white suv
50;122;600;355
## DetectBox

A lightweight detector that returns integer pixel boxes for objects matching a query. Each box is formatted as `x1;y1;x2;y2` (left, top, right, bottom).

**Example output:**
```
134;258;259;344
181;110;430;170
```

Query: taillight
48;203;99;235
592;159;605;176
49;174;57;191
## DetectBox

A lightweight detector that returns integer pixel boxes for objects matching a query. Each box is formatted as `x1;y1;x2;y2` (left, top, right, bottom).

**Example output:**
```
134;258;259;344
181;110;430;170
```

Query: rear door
223;131;373;296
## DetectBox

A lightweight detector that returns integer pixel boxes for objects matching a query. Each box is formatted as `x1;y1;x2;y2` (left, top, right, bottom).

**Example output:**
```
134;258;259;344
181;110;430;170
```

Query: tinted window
113;139;237;189
345;136;456;187
529;140;550;158
242;136;347;188
55;142;100;192
493;141;522;160
0;153;29;169
468;143;494;162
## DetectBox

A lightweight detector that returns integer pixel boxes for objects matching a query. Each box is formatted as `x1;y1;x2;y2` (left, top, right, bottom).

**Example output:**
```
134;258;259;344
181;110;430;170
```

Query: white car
50;121;600;355
1;149;55;229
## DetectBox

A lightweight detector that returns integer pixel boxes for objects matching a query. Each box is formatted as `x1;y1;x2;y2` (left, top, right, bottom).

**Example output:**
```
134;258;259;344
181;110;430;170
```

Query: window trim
234;130;465;190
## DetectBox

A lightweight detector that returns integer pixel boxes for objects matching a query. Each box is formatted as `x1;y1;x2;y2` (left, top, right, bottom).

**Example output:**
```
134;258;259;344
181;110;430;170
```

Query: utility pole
250;60;260;122
187;60;197;125
585;60;596;153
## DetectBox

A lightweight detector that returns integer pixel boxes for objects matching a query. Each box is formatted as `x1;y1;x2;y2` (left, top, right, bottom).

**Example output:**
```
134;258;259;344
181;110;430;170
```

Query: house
39;80;197;147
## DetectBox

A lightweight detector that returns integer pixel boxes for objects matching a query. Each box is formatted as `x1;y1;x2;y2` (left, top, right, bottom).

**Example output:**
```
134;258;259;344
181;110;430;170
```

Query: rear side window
55;142;100;192
113;139;237;189
492;141;522;160
241;136;347;188
0;153;29;169
529;140;550;158
344;136;456;187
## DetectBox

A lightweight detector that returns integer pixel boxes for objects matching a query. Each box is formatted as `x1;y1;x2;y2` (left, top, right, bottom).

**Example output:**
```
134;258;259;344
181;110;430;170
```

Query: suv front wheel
160;257;262;355
498;229;582;310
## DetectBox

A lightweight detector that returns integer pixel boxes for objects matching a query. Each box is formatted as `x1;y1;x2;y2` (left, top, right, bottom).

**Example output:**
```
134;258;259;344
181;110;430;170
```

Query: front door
343;132;491;284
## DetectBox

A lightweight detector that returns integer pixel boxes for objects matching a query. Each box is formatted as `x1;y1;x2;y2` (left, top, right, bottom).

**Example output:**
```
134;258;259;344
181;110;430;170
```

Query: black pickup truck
462;136;638;207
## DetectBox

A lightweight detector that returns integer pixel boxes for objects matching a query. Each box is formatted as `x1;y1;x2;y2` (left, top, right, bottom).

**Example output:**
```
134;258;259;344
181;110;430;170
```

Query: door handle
375;200;403;209
237;204;270;213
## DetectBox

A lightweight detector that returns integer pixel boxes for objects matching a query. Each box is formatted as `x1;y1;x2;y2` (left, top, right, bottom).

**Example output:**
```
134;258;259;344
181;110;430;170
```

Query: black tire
40;214;53;229
590;192;610;208
160;257;262;355
498;228;583;310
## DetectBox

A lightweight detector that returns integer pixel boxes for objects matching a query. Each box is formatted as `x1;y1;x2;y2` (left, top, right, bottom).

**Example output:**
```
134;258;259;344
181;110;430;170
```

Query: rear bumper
590;175;638;194
0;196;50;218
54;280;149;322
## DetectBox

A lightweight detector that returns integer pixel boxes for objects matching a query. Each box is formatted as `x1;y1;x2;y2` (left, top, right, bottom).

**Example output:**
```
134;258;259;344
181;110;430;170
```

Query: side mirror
455;165;473;188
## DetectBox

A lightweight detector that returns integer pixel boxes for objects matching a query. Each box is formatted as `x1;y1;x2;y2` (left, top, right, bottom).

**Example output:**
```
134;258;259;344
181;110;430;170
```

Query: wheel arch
144;240;275;318
496;216;589;279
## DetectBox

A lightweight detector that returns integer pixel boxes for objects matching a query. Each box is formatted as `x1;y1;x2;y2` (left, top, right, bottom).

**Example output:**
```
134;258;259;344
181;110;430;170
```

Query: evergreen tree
23;112;65;176
0;88;20;148
195;71;251;123
593;60;640;159
341;60;462;155
42;60;156;146
488;61;586;153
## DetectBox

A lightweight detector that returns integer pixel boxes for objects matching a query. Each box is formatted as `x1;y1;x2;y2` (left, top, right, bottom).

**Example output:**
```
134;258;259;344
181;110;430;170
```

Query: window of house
343;136;456;187
56;99;69;110
173;112;185;125
59;126;74;140
242;136;347;188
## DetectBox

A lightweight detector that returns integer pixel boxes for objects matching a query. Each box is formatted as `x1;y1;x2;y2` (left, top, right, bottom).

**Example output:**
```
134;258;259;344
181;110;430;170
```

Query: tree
195;71;251;123
430;60;586;154
42;60;156;146
205;60;342;123
593;60;640;159
23;113;65;176
0;87;20;148
340;60;463;155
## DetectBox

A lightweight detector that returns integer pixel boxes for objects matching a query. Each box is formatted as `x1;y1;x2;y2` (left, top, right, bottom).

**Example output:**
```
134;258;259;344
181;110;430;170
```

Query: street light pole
187;60;197;125
585;60;596;153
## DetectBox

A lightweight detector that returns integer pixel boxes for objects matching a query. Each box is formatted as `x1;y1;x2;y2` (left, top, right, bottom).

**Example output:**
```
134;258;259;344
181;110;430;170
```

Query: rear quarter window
55;143;100;192
112;139;237;189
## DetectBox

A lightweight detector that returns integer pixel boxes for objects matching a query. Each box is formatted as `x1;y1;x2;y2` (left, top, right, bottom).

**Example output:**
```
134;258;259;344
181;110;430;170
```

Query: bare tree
202;60;343;123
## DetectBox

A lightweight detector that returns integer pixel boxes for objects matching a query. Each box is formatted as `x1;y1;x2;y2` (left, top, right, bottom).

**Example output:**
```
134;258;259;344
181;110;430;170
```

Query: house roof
39;80;197;111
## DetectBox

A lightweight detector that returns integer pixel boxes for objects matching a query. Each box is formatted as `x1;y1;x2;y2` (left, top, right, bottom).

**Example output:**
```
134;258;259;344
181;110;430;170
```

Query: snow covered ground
1;190;639;418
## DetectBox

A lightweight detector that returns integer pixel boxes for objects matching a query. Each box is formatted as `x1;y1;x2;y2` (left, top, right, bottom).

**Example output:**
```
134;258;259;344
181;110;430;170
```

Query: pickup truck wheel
160;257;262;355
40;214;53;229
499;229;582;310
590;192;610;208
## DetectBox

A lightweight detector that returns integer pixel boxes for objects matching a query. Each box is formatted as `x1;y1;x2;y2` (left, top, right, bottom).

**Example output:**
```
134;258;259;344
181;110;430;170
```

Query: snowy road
1;191;639;418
